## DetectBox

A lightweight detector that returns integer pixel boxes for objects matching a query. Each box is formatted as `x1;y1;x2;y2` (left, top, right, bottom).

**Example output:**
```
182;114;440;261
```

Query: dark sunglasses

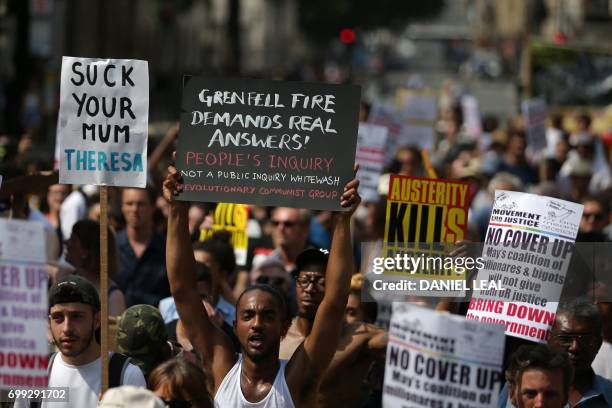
271;220;297;228
582;212;604;221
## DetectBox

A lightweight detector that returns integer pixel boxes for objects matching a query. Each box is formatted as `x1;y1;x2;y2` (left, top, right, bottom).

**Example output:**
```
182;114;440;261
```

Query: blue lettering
132;154;143;172
98;151;110;171
64;149;143;172
111;152;119;171
121;152;131;171
76;150;87;170
87;150;95;171
65;149;75;170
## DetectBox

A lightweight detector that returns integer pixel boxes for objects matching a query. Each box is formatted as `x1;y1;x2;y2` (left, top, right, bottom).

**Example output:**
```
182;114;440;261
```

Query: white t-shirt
14;353;146;407
59;190;87;242
593;341;612;381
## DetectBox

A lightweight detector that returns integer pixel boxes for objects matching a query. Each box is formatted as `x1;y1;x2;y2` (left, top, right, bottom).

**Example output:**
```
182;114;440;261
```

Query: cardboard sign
383;175;470;281
396;125;435;151
466;191;583;342
355;124;388;203
176;77;361;210
522;98;547;153
396;90;437;152
367;102;403;164
385;175;470;244
57;56;149;187
199;203;249;266
400;92;437;122
383;303;505;408
461;95;482;138
0;219;49;389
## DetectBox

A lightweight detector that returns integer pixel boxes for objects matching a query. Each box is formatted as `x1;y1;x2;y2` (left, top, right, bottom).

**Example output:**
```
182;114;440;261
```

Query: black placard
175;77;361;210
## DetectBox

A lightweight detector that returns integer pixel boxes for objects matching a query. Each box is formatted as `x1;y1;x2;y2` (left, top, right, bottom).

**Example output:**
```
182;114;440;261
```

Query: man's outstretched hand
162;155;185;205
336;164;361;221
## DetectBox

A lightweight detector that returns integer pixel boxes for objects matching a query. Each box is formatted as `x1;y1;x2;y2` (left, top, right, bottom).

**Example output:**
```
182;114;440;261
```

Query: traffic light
339;28;356;45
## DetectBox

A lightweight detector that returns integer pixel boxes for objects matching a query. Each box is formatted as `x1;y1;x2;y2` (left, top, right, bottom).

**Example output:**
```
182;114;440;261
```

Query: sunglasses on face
582;212;604;221
256;275;288;287
271;220;298;228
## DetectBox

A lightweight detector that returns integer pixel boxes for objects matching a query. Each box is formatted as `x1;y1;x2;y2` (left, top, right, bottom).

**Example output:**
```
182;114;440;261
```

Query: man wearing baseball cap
279;247;388;407
19;275;146;407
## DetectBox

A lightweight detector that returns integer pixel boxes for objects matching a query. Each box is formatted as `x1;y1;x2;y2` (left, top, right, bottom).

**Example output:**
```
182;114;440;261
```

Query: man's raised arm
163;166;236;391
289;177;360;378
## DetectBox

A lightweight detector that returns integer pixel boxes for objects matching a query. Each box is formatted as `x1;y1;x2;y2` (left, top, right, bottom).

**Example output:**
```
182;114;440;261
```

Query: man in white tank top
163;162;361;408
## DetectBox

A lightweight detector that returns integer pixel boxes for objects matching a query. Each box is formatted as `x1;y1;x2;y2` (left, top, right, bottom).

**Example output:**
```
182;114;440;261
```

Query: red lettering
186;151;195;164
0;352;48;369
469;298;504;314
1;374;48;387
205;153;218;166
505;304;555;324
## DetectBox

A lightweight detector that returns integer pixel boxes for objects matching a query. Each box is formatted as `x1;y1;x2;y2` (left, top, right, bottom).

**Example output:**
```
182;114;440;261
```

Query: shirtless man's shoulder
316;323;387;407
338;322;385;349
279;319;304;360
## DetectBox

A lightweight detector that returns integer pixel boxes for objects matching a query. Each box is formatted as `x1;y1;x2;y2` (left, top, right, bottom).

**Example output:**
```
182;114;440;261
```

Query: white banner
383;303;505;408
466;190;583;342
0;219;48;390
57;56;149;187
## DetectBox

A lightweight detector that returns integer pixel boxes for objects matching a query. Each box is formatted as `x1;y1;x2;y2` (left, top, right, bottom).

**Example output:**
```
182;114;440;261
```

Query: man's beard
53;322;95;358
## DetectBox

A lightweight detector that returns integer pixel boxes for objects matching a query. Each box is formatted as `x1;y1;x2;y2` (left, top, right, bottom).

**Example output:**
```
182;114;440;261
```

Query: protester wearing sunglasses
577;196;610;242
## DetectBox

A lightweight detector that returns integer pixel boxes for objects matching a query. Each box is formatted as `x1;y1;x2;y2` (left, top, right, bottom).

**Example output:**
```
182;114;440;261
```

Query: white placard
402;93;437;122
461;94;482;138
466;191;583;343
0;218;49;390
383;303;505;408
57;56;149;187
397;125;435;151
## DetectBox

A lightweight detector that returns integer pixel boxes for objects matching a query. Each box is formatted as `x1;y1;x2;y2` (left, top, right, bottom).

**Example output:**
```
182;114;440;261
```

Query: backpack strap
108;352;132;389
47;352;57;376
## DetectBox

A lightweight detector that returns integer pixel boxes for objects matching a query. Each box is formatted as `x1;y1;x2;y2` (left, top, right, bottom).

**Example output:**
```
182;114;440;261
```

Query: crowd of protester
0;93;611;407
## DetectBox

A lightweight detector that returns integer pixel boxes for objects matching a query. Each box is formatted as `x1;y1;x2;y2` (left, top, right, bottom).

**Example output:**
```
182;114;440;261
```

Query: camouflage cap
116;305;168;376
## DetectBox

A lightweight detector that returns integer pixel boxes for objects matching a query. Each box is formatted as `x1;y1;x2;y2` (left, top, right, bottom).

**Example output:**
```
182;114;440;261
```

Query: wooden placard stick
99;186;109;393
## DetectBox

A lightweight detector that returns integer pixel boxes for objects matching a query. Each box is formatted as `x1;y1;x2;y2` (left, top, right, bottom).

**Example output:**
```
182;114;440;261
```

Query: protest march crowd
1;65;612;408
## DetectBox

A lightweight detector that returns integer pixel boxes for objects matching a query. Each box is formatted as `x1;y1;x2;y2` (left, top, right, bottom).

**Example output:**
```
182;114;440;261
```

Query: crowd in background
1;88;612;407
